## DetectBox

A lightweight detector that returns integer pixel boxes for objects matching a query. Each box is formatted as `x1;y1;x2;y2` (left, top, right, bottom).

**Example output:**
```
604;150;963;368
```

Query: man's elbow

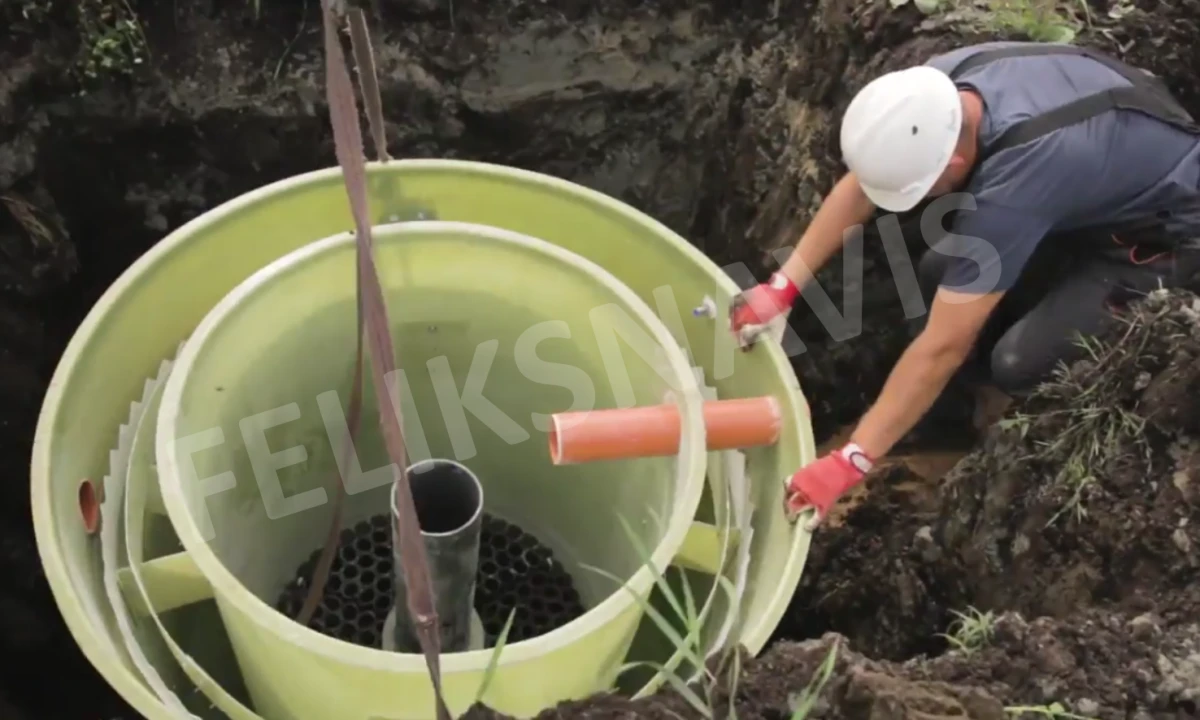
918;289;1002;366
913;328;975;368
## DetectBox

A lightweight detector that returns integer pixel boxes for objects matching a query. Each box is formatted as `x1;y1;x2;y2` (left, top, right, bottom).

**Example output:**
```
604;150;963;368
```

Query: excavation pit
18;0;1200;716
276;513;586;649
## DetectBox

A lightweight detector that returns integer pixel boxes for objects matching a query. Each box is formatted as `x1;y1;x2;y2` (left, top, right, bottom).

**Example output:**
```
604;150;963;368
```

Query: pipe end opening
399;459;483;535
548;415;565;465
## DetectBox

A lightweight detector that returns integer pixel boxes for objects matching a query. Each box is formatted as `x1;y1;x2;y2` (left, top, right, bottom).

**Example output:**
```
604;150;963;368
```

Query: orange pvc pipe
548;396;782;465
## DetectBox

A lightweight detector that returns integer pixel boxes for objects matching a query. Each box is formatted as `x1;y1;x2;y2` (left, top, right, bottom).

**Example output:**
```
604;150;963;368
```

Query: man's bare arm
779;171;877;288
850;287;1005;458
728;172;876;336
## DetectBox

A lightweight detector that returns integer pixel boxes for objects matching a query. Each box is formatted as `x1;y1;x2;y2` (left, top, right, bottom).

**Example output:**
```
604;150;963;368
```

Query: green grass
1034;330;1151;527
74;0;148;82
1006;702;1099;720
786;641;838;719
471;608;517;706
583;504;839;719
938;607;996;656
888;0;1139;44
984;0;1087;43
993;322;1152;528
584;513;741;718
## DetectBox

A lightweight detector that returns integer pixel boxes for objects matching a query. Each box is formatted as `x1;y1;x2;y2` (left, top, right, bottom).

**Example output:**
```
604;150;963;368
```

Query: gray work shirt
922;41;1200;293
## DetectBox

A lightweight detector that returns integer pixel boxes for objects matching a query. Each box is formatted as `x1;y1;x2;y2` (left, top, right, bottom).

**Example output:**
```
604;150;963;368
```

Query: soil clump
469;609;1200;719
2;0;1200;718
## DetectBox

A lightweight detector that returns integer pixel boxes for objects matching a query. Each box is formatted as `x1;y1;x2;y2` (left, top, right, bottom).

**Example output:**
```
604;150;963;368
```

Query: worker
730;41;1200;529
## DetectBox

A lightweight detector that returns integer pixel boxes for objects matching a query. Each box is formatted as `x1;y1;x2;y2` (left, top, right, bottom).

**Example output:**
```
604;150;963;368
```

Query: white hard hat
840;65;963;212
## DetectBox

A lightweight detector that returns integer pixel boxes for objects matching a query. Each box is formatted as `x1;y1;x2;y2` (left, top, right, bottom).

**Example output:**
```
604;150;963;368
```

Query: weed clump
74;0;147;83
934;288;1200;624
995;288;1200;524
940;606;997;656
887;0;1136;45
4;0;148;83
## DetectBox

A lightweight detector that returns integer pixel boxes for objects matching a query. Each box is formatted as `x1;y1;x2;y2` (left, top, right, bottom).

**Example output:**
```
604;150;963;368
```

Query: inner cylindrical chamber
390;458;484;653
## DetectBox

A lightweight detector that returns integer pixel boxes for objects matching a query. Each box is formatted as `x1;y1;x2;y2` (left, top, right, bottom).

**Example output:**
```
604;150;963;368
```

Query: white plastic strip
100;350;196;718
708;449;754;655
124;353;265;720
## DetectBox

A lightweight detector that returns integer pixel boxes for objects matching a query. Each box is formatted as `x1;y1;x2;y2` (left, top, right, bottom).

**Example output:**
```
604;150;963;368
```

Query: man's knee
987;339;1045;396
988;318;1115;395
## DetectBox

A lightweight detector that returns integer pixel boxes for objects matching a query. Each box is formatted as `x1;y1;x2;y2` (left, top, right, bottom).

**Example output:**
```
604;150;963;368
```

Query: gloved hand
729;271;799;342
785;443;874;530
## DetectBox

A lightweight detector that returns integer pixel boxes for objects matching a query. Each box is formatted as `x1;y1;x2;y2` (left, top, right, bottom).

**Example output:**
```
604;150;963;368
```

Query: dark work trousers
912;234;1200;395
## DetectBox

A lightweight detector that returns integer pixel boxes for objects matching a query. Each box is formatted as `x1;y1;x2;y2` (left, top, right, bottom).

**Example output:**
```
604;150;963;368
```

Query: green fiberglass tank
31;160;817;719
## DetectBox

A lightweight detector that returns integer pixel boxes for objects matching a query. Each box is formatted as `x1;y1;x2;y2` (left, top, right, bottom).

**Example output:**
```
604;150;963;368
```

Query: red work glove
785;443;874;531
730;271;799;336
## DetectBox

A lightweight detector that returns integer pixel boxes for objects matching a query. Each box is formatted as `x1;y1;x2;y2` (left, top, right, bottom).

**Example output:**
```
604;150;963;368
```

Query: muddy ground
2;0;1199;718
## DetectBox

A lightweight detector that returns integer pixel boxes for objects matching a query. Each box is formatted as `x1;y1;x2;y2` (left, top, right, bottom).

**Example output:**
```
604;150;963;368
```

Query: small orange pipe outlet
548;396;782;465
78;478;100;534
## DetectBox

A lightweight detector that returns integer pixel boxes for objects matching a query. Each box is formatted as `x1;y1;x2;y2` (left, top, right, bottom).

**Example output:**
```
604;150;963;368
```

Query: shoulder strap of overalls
946;44;1200;164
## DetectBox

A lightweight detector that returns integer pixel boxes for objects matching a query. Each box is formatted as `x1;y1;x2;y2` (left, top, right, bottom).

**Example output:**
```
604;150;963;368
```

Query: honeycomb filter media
276;513;586;649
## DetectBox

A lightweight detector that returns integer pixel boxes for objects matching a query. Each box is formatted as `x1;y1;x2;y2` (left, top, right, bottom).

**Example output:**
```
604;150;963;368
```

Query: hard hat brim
858;178;934;213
